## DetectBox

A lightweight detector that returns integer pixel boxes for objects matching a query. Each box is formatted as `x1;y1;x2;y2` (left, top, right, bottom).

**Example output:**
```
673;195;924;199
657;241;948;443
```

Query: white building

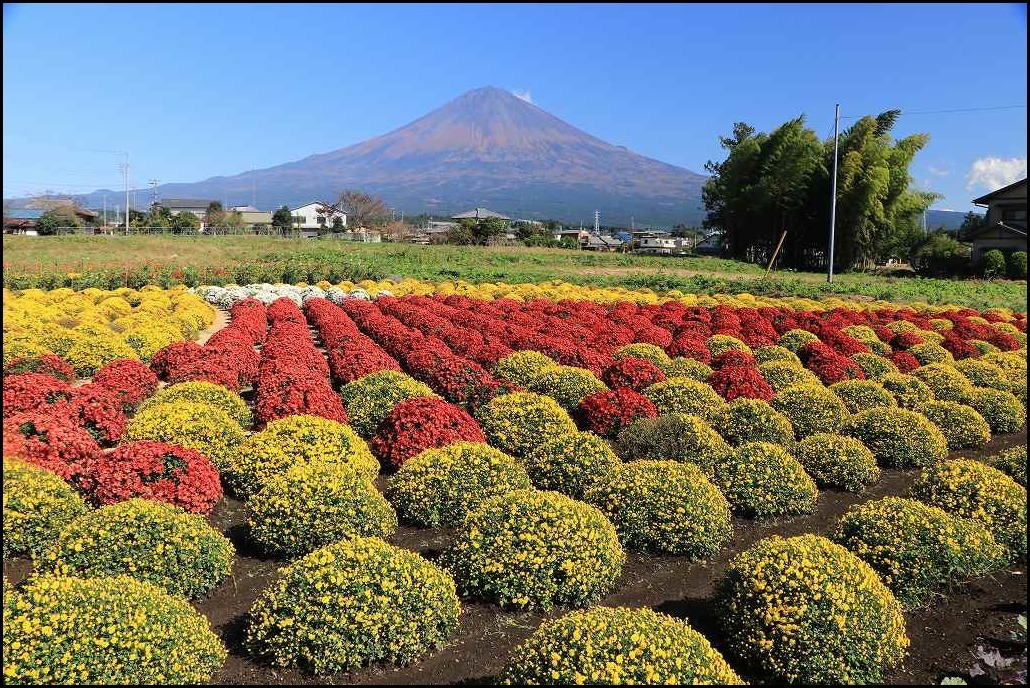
290;202;347;230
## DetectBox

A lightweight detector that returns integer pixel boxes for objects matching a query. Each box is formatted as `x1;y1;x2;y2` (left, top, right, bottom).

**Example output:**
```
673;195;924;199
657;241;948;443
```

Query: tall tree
272;205;293;236
204;201;226;232
337;190;389;228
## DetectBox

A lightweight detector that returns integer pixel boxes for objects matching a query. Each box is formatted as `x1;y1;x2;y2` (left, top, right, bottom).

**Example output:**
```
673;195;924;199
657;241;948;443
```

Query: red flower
667;334;712;363
2;411;101;480
3;354;75;382
369;397;485;471
150;341;205;381
576;387;658;439
798;342;866;385
707;365;775;401
92;359;159;408
711;350;758;370
890;350;921;373
55;383;127;446
601;358;666;392
2;373;72;416
890;331;925;350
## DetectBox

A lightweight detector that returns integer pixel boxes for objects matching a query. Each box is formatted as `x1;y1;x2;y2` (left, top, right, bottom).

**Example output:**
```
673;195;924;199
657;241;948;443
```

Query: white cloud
512;89;532;104
965;156;1027;191
928;164;950;177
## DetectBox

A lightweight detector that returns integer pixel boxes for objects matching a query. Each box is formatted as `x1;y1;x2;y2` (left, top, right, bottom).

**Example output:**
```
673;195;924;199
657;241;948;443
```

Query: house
290;202;347;231
967;178;1027;262
583;234;625;252
634;231;688;255
694;230;725;256
3;205;98;234
230;205;273;231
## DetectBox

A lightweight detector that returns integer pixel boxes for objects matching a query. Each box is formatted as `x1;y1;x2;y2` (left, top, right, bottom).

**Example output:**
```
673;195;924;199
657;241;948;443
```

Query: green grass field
3;235;1027;311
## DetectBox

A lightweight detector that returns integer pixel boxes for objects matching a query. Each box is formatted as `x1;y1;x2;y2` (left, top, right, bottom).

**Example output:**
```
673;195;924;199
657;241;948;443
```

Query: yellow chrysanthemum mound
758;360;821;393
715;534;909;684
911;363;973;402
879;372;936;410
474;392;578;458
3;458;90;560
441;489;625;611
830;496;1007;608
584;459;733;557
223;414;377;499
522;430;621;500
2;574;227;684
248;462;397;558
36;498;234;600
714;442;819;518
830;379;897;413
527;365;608;412
777;328;821;352
851;352;900;379
754;344;802;365
919;400;992;451
492;350;561;387
245;537;460;674
712;398;794;447
613;412;729;477
706;334;753;358
498;606;744;685
986;445;1026;487
961;387;1026;434
846;407;948;469
643;376;725;419
339;370;439;438
136;380;253;429
771;384;851;439
613;343;673;372
385;442;531;527
910;458;1027;559
122;400;246;469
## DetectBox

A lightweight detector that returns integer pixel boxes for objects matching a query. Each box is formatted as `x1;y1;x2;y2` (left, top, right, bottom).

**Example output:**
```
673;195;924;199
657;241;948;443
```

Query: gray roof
451;207;510;220
972;178;1027;206
161;198;216;209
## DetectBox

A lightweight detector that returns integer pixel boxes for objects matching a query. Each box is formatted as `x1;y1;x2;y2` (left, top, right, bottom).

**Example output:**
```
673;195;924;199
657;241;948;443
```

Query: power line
841;103;1027;120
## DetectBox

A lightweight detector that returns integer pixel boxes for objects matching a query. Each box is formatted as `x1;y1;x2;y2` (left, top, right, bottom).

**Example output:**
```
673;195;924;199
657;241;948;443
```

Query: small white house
291;202;347;230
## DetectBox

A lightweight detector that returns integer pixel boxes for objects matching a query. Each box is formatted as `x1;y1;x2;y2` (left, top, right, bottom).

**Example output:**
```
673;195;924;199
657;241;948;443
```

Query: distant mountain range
5;86;982;229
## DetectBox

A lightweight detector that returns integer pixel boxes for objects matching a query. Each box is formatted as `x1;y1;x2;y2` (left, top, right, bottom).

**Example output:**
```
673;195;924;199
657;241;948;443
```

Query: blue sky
3;3;1026;214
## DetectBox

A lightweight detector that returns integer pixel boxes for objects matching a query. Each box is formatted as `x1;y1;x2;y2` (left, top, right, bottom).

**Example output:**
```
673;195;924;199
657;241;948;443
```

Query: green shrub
136;380;252;428
223;414;377;499
613;412;729;477
493;350;560;387
981;248;1007;277
919;400;992;450
846;407;948;468
246;537;461;673
613;343;672;372
961;387;1026;434
830;496;1007;608
3;574;226;684
712;398;794;447
879;372;936;410
122;400;245;469
642;377;725;419
911;363;973;402
339;370;438;438
522;431;620;499
441;489;625;611
758;360;821;392
498;606;744;685
981;350;1028;386
830;379;898;413
793;433;880;492
910;458;1027;558
37;498;233;599
851;352;900;379
986;445;1027;486
706;334;753;357
248;462;397;557
584;460;732;557
527;365;608;412
714;442;818;518
771;384;850;438
777;328;821;352
1008;250;1027;279
385;442;532;526
754;344;802;365
474;391;578;458
665;356;713;381
714;534;909;684
953;358;1013;391
3;458;89;560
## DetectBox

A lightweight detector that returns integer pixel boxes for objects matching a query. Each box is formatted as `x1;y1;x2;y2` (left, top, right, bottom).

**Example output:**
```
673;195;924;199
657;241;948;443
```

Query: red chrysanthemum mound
711;350;758;370
890;350;921;373
576;387;658;439
370;396;486;471
798;342;866;385
890;331;925;350
3;354;76;382
707;365;775;402
149;340;205;381
56;383;127;445
77;440;222;513
91;358;159;409
601;358;667;393
2;373;72;416
666;335;712;363
1;411;101;480
940;332;977;361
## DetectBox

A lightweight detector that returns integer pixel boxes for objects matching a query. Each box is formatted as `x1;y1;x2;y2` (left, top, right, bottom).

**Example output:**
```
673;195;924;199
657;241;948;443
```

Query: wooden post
766;231;788;274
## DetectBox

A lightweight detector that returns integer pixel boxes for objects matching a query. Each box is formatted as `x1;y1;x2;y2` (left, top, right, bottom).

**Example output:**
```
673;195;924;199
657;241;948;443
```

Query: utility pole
149;179;159;209
594;210;600;235
103;194;107;227
828;103;840;284
119;155;130;234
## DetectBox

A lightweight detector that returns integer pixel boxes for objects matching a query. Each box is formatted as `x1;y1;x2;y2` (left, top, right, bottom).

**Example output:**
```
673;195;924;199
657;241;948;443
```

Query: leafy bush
498;606;744;685
830;378;897;413
584;460;732;557
3;574;226;684
475;391;577;458
777;328;821;352
954;358;1016;391
715;534;909;684
248;462;396;558
601;356;666;392
246;537;460;673
910;458;1027;558
528;365;608;412
907;342;954;366
226;414;378;499
613;412;729;477
1008;250;1027;279
385;441;530;526
2;410;101;480
879;372;936;410
711;398;794;447
3;458;89;559
792;433;881;492
851;352;900;379
754;344;802;365
339;370;438;438
986;445;1026;486
961;387;1026;434
981;248;1007;278
37;498;234;599
830;496;1007;607
122;400;245;469
492;350;560;387
91;358;159;408
846;407;948;468
911;363;973;402
521;430;620;499
664;356;714;381
714;442;818;518
920;400;992;450
441;489;625;611
758;359;822;392
643;376;725;419
771;384;850;438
